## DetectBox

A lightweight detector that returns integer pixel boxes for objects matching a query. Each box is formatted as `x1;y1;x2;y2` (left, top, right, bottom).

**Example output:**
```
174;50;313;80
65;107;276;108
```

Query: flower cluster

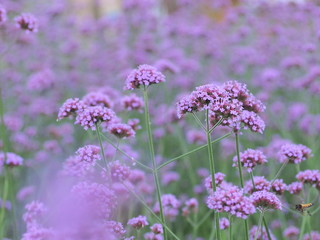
15;13;39;33
233;149;267;172
82;92;113;108
249;225;276;240
105;221;126;238
296;170;320;189
287;181;303;194
76;145;100;164
121;94;144;111
204;172;225;192
271;179;287;195
127;215;149;229
283;226;299;239
108;160;131;182
207;185;256;219
182;198;198;216
250;191;282;210
108;123;135;138
278;143;312;164
57;98;86;120
27;69;54;92
244;176;271;194
219;217;230;230
0;152;23;166
0;6;7;24
125;64;166;90
144;224;164;240
154;194;181;221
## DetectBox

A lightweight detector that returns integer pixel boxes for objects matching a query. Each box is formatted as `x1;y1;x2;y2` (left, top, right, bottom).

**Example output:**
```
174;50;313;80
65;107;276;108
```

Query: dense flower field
0;0;320;239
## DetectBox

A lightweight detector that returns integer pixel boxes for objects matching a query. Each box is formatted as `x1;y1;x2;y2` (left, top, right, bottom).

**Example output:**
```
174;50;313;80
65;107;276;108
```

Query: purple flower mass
2;0;320;239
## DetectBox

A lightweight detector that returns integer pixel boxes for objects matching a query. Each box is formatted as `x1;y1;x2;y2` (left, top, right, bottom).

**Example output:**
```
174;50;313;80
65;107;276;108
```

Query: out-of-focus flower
303;231;320;240
121;94;144;111
250;191;282;210
23;201;47;229
127;118;141;131
219;217;230;230
125;64;165;90
154;194;181;221
127;215;149;229
204;172;225;192
287;181;303;194
271;179;286;195
108;123;135;138
108;160;131;182
0;152;23;166
15;13;39;33
82;92;113;108
283;226;299;239
182;198;198;216
278;143;312;164
232;149;267;172
296;169;320;189
27;69;54;92
57;98;86;120
105;221;126;238
249;225;276;240
0;6;7;24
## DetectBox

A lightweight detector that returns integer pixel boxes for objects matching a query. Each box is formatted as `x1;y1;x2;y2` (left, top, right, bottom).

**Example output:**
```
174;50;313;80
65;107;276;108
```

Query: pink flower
127;215;149;229
108;160;131;182
182;198;199;216
249;225;276;240
105;221;126;238
121;94;144;111
82;92;113;108
206;185;256;219
125;64;165;90
108;123;135;138
0;6;7;24
76;145;100;164
15;13;39;33
271;179;287;195
57;98;86;120
250;191;282;210
232;149;267;172
296;169;320;189
278;144;312;164
75;106;116;130
154;194;181;221
287;181;303;194
219;217;230;230
303;231;320;240
240;110;265;134
23;201;47;229
204;172;226;192
27;69;54;92
244;176;271;194
0;152;23;166
283;226;299;239
150;223;163;234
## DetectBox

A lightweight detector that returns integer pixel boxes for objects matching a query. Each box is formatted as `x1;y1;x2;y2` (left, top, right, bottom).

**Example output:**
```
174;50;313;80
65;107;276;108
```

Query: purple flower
232;149;267;172
283;226;299;239
182;198;198;216
0;152;23;166
162;171;180;185
303;231;320;240
278;143;312;164
23;201;47;229
82;92;113;108
15;13;39;33
206;185;256;219
204;172;225;192
75;106;116;130
57;98;86;120
150;223;163;234
108;160;131;182
127;118;141;131
154;194;181;221
108;123;135;138
271;179;287;195
105;221;126;238
219;217;230;230
296;169;320;189
125;64;165;90
250;191;282;210
244;176;271;194
76;145;100;164
127;215;149;229
27;69;54;92
249;225;276;240
186;129;206;145
121;94;144;111
287;181;303;194
240;110;265;134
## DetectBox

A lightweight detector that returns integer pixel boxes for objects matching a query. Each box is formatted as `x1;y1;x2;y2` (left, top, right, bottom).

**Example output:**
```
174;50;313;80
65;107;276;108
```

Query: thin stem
209;117;224;133
196;210;212;228
205;109;221;240
235;132;249;240
250;171;256;189
263;216;272;240
192;112;206;131
298;215;308;240
270;159;289;185
101;134;153;172
143;89;167;240
254;211;264;240
229;216;233;240
157;132;232;170
96;124;108;168
0;169;9;235
121;182;180;240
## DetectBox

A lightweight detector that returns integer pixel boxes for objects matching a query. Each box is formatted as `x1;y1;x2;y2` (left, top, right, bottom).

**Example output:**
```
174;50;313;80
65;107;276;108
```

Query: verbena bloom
57;98;86;120
186;129;206;145
144;232;163;240
162;171;180;185
15;13;39;33
249;225;276;240
182;198;198;216
250;191;282;210
22;227;54;240
287;181;303;194
71;181;117;218
206;185;256;219
121;94;144;111
127;215;149;229
105;221;126;238
23;201;47;229
75;106;116;130
108;123;135;138
108;160;131;181
127;118;141;131
232;149;267;172
82;92;113;108
128;169;146;184
125;64;165;90
303;231;320;240
283;226;299;239
271;179;287;195
296;169;320;189
150;223;163;234
27;69;54;92
0;6;7;24
154;194;181;220
219;217;230;230
76;145;100;164
0;152;23;166
244;176;271;194
240;110;265;134
278;143;312;164
204;172;225;192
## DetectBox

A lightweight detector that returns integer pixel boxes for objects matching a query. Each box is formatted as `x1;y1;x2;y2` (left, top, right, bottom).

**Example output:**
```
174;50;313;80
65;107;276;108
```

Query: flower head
76;145;100;164
82;92;113;108
219;217;230;230
125;64;165;90
283;226;299;239
108;123;135;138
233;149;267;172
271;179;287;195
121;94;144;111
127;215;149;229
249;225;276;240
204;172;226;192
105;221;126;238
0;6;7;24
296;169;320;189
154;194;181;221
278;144;312;164
250;191;282;210
57;98;86;120
15;13;38;33
108;160;131;182
207;185;256;219
287;181;303;194
0;152;23;166
244;176;271;194
182;198;198;216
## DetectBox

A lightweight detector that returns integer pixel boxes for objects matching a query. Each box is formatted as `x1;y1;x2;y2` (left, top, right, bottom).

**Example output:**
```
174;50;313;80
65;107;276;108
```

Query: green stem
263;216;272;240
298;215;307;240
192;112;206;131
270;159;289;185
250;171;256;190
96;124;108;168
205;109;221;240
235;133;249;240
229;216;233;240
209;117;224;133
254;211;264;240
157;132;232;170
0;168;9;237
143;89;167;240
